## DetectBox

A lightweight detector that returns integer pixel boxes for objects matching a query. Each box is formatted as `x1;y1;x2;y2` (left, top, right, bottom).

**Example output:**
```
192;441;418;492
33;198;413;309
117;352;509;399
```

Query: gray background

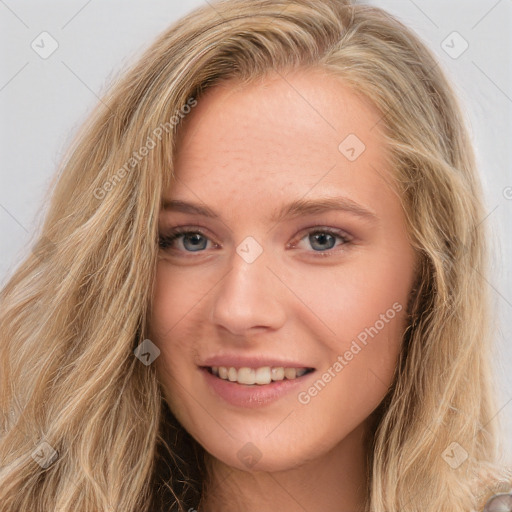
1;1;511;463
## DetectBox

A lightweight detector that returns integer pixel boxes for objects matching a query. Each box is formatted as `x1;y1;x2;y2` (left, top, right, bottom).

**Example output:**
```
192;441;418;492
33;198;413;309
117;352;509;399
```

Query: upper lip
200;355;315;369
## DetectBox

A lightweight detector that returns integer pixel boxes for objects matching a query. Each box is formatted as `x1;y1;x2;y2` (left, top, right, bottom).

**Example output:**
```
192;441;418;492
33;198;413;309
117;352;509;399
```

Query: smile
206;365;315;386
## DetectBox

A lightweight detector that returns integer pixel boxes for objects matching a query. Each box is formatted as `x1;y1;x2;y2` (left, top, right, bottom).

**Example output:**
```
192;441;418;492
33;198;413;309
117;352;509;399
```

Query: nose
209;247;287;336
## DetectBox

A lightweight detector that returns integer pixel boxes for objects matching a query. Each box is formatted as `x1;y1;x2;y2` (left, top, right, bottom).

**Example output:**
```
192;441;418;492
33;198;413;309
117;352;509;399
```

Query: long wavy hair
1;0;510;510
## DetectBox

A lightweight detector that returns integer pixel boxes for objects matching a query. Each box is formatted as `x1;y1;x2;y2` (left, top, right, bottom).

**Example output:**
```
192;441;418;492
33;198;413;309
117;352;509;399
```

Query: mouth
201;365;316;386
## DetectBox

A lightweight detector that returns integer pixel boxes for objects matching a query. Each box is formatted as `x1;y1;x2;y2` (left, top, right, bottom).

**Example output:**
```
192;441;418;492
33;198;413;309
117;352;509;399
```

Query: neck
198;423;369;512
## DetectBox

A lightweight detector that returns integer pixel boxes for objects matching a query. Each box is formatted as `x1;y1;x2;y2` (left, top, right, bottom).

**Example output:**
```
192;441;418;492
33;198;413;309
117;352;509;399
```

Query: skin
149;68;417;512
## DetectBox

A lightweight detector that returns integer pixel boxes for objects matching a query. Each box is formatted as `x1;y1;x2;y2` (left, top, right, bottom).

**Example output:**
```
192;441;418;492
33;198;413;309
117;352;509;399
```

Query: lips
200;365;316;408
200;355;315;370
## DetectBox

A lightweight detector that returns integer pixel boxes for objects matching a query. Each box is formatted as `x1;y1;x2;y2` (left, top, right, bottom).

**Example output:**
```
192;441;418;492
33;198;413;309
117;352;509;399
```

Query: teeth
254;366;270;385
210;366;311;385
284;368;296;379
271;367;285;381
228;367;237;382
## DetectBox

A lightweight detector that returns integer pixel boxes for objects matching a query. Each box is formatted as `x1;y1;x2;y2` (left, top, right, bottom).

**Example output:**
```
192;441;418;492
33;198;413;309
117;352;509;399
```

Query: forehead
168;69;397;218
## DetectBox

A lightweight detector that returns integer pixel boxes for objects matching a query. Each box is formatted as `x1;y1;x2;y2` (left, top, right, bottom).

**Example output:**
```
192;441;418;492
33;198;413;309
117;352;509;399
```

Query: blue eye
159;228;212;252
302;229;349;252
158;226;351;256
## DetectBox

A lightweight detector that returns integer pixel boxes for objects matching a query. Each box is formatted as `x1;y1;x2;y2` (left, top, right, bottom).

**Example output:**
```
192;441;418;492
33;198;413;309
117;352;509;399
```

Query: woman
0;0;510;510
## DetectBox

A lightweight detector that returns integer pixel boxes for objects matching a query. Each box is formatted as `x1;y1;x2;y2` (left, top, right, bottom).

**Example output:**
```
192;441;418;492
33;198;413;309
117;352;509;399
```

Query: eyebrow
161;196;379;224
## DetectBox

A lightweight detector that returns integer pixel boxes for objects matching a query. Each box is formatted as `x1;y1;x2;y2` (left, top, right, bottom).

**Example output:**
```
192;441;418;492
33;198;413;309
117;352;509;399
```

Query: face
149;69;417;472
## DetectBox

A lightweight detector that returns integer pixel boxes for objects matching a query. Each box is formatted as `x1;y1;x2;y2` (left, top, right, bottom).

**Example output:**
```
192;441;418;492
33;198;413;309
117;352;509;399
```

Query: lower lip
200;367;315;408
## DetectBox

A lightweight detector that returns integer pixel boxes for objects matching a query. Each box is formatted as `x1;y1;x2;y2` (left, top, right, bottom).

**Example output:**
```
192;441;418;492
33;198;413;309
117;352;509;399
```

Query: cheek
148;264;202;391
291;252;413;388
297;252;411;335
293;271;410;434
149;262;213;338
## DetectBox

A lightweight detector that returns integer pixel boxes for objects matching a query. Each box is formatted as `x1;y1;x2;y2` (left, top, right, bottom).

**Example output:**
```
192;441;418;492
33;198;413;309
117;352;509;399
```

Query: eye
158;226;352;257
158;227;216;253
290;227;352;256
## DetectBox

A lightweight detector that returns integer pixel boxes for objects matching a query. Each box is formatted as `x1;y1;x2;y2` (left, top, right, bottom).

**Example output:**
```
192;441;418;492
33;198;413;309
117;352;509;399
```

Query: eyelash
158;226;352;258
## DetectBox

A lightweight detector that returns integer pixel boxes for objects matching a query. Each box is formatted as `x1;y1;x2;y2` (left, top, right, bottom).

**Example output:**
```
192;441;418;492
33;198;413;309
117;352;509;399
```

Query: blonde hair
1;0;510;510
